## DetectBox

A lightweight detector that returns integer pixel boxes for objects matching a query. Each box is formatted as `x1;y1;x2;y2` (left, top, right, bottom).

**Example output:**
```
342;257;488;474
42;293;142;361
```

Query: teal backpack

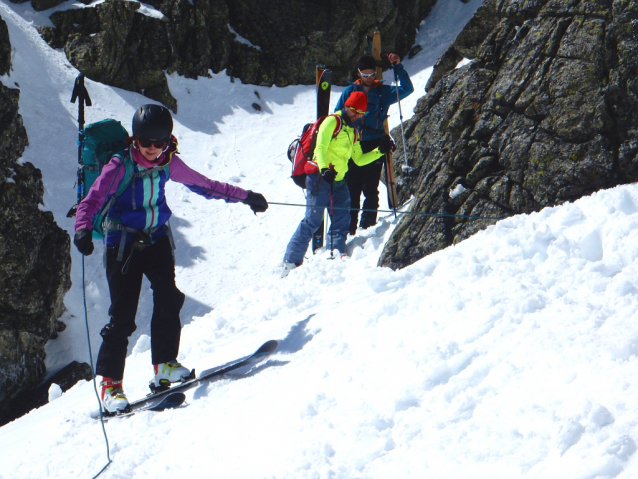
81;119;129;197
68;118;128;219
71;118;170;241
68;77;171;245
73;118;128;240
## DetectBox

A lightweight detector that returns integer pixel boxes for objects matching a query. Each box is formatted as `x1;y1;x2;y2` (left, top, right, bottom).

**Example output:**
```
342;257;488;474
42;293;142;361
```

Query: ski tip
256;340;278;355
148;392;186;412
162;392;186;404
167;392;186;402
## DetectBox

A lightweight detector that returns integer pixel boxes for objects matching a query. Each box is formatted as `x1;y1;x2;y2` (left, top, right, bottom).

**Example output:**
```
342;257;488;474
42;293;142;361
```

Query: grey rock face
37;0;437;110
31;0;66;12
0;15;73;419
0;361;91;426
380;0;638;270
0;15;10;75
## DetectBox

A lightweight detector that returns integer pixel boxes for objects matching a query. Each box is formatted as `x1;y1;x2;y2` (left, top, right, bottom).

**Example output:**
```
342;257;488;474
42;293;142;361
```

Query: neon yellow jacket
313;110;384;182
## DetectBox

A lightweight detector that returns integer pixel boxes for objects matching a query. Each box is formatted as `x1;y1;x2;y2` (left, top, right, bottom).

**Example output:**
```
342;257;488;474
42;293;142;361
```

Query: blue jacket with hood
334;63;414;142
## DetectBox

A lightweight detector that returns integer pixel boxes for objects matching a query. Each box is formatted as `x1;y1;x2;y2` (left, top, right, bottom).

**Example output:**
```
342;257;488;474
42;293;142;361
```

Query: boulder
0;361;92;426
37;0;437;109
380;0;638;270
0;14;74;422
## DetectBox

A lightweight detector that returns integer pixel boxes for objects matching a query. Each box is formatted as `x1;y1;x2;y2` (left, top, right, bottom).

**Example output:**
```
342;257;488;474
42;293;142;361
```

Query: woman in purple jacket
73;104;268;413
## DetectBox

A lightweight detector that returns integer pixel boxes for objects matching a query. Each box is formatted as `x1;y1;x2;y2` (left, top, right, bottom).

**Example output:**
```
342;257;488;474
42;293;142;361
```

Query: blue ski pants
284;173;351;265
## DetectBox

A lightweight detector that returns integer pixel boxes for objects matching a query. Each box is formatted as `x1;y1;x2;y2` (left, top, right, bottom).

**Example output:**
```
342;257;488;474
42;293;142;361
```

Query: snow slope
8;1;638;478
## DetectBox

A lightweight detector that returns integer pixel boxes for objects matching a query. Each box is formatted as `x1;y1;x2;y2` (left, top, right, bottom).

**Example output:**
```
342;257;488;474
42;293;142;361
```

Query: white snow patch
135;2;165;20
48;383;63;402
456;57;472;69
228;24;262;51
449;183;467;199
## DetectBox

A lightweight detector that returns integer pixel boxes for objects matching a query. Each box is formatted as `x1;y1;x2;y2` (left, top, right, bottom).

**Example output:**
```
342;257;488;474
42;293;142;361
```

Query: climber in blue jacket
334;53;414;234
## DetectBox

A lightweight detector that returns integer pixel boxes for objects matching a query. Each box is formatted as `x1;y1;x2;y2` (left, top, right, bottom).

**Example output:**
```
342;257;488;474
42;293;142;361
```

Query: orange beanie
344;91;368;113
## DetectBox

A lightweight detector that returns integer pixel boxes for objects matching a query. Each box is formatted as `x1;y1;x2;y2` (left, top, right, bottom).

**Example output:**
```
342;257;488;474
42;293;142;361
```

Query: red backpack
287;114;343;188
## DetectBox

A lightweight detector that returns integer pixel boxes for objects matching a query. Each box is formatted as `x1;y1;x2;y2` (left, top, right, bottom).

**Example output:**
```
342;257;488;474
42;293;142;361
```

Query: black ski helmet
132;104;173;141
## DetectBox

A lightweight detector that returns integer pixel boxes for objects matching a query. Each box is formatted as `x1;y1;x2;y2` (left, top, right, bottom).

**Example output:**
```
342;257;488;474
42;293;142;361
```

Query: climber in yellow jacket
282;91;395;277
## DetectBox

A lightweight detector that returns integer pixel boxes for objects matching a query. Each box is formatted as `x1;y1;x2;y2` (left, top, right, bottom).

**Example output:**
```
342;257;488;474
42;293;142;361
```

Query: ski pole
392;65;411;173
383;157;398;220
329;182;334;258
68;74;92;217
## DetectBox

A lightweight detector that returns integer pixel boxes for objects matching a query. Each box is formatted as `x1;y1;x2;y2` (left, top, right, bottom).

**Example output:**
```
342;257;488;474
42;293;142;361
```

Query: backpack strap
114;152;134;195
330;114;343;138
128;163;168;210
308;114;344;170
93;152;131;222
102;155;172;262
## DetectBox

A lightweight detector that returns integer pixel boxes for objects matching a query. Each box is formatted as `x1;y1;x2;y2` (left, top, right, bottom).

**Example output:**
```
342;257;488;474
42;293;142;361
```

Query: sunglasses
136;138;168;149
358;69;376;79
349;106;366;115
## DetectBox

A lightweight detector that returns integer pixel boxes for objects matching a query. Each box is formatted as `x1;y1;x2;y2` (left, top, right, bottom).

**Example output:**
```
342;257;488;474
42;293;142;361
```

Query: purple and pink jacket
75;145;249;247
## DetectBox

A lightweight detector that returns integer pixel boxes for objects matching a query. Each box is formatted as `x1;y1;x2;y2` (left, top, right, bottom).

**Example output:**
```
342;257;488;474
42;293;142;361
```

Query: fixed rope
267;201;504;221
193;185;504;222
82;257;112;478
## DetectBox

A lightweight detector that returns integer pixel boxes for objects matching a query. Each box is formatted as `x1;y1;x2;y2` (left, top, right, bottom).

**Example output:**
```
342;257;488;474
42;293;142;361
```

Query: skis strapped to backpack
370;31;399;210
314;65;332;252
284;65;333;253
68;75;130;219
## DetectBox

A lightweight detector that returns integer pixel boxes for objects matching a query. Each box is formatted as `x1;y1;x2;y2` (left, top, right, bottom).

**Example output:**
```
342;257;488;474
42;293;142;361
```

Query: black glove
321;168;337;184
379;134;396;154
243;191;268;213
74;228;94;256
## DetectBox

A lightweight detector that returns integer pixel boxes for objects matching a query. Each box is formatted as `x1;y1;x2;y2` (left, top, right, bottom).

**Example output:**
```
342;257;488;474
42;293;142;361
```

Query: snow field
7;0;638;477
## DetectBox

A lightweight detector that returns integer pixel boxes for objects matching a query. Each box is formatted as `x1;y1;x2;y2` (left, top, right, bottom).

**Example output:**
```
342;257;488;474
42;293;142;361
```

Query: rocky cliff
0;14;74;425
35;0;437;111
380;0;638;270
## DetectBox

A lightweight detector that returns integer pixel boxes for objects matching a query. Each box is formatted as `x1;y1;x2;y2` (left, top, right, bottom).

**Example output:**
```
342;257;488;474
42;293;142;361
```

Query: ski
142;339;277;402
316;66;332;119
372;30;399;210
93;392;186;421
312;65;333;253
92;340;277;421
94;340;278;417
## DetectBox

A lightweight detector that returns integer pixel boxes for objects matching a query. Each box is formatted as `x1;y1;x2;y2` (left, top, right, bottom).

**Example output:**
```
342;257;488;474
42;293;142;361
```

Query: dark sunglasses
136;138;168;149
358;69;376;79
349;106;366;115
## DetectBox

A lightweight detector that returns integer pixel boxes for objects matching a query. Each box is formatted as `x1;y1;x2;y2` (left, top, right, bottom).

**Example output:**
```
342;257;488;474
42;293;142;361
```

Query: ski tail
371;30;399;210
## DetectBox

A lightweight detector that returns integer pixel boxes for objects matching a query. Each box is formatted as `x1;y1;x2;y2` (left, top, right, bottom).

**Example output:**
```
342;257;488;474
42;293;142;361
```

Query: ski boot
150;361;193;393
100;378;129;414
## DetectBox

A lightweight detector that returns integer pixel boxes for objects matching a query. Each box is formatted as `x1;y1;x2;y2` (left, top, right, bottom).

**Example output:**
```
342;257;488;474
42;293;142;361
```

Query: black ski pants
96;235;185;380
347;140;385;233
